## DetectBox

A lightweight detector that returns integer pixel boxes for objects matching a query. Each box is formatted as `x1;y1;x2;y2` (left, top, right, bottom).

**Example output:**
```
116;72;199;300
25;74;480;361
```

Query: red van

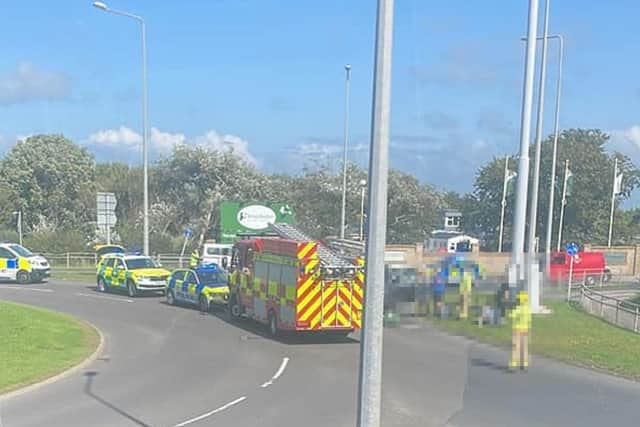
548;251;611;285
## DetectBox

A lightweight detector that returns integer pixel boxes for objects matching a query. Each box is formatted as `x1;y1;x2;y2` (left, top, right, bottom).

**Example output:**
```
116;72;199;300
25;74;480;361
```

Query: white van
0;243;51;283
201;242;232;269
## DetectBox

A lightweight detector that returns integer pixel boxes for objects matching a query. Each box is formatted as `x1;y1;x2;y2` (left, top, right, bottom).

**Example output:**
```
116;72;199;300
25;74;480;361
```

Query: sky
2;0;640;200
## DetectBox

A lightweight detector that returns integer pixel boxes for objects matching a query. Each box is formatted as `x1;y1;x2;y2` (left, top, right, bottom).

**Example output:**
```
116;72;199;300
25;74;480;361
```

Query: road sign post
97;192;117;244
180;228;193;268
566;242;578;301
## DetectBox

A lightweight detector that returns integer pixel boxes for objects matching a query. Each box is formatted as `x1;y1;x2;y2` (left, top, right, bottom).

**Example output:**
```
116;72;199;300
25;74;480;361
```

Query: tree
466;129;640;249
0;135;96;231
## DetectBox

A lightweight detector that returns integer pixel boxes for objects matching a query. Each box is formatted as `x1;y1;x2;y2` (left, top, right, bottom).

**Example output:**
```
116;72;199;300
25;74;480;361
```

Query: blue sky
2;0;640;197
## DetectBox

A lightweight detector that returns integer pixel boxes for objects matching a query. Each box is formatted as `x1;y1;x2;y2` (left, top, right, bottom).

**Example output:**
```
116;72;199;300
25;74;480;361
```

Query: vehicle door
169;270;187;302
111;258;127;288
183;271;199;303
100;257;116;285
0;247;17;280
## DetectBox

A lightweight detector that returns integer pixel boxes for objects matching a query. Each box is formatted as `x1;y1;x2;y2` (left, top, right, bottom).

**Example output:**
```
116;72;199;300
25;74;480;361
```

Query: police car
96;254;170;297
166;264;229;312
0;243;50;283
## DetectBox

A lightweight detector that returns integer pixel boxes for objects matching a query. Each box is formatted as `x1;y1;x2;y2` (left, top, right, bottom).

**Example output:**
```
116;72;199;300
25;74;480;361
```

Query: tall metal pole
608;158;618;248
17;211;22;246
544;35;564;270
141;20;149;256
556;159;569;251
359;179;367;241
511;0;540;272
357;0;394;425
93;2;149;255
498;156;510;253
527;0;550;255
526;0;550;312
340;65;352;239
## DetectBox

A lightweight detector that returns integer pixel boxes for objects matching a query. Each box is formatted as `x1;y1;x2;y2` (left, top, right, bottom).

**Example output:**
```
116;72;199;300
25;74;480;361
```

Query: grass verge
432;300;640;380
0;300;99;394
51;268;95;282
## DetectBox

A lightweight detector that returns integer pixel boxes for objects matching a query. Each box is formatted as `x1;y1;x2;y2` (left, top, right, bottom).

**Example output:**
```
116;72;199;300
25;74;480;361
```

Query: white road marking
75;293;133;303
0;286;53;293
174;396;247;427
261;357;290;388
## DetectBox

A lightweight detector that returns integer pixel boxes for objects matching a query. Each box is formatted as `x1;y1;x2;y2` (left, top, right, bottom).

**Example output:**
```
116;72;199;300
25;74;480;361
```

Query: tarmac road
1;279;640;427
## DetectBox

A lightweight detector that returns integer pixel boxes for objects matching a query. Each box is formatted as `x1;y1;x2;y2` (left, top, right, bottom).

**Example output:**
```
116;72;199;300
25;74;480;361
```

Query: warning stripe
297;286;321;318
297;242;317;260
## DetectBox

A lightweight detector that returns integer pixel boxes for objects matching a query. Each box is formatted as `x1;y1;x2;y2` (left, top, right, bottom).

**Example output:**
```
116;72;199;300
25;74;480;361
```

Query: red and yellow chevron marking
297;242;318;261
296;268;322;327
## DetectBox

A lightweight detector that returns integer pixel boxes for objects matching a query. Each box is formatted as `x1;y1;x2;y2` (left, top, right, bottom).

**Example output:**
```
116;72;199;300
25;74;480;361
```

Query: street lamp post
340;64;352;239
357;0;394;425
93;1;150;256
359;179;367;241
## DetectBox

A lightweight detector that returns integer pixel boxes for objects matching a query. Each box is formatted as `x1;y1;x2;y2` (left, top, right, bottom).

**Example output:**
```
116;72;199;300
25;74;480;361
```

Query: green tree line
0;134;443;252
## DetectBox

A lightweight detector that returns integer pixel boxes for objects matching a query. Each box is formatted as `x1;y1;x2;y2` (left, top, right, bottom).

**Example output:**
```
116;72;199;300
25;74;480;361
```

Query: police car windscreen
125;258;158;270
199;271;228;285
9;244;33;257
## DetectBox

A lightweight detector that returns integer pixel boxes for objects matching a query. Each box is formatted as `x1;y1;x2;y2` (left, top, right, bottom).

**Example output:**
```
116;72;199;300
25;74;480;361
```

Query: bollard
600;295;605;317
635;307;639;333
66;252;70;269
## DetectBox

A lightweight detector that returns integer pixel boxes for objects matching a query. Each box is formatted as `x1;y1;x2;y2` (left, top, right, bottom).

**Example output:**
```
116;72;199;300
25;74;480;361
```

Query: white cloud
88;126;142;147
86;126;256;163
193;130;257;165
150;128;186;153
0;62;70;105
610;125;640;149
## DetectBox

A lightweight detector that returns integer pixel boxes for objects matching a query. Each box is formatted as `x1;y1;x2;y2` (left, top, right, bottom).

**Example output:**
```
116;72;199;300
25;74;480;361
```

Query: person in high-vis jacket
459;270;472;319
509;291;532;371
189;248;200;268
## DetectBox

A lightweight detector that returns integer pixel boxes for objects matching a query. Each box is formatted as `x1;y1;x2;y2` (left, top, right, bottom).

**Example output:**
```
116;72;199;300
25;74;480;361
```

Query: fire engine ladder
269;223;353;268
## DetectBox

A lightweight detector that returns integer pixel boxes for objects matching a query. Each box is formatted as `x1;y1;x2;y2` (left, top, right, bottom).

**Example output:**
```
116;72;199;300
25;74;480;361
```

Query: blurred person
189;247;200;268
432;270;446;318
459;270;472;320
509;291;532;371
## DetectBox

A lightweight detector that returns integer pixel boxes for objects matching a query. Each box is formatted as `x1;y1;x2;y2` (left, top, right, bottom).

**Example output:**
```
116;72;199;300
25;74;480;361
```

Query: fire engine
227;223;364;336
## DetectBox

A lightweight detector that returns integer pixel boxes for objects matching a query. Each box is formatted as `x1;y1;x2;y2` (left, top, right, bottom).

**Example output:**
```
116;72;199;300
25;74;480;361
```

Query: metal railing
569;282;640;334
40;252;186;269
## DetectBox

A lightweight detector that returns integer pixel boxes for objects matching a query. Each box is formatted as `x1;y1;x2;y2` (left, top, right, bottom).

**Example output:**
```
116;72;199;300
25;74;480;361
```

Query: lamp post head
93;1;108;11
345;64;352;72
360;179;367;187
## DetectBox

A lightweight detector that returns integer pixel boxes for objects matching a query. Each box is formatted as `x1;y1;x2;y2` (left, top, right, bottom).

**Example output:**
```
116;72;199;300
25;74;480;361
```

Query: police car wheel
199;295;209;313
127;280;137;297
268;311;278;337
16;271;30;284
166;289;175;305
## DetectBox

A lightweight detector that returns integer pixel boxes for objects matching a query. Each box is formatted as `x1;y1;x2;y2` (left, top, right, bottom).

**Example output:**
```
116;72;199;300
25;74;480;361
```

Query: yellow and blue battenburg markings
0;257;32;272
168;264;229;305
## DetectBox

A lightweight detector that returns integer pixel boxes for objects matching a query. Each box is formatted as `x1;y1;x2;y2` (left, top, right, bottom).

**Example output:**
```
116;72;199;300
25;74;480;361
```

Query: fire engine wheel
268;311;278;337
166;289;176;306
199;295;209;314
127;280;138;298
16;270;30;284
228;295;242;320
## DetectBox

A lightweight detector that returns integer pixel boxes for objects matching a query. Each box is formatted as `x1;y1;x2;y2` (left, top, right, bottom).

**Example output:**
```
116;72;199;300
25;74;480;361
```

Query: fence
569;281;640;334
42;252;186;270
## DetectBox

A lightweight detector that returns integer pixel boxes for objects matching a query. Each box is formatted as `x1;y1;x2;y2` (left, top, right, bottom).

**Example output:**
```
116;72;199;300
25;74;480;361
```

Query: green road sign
218;201;295;243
